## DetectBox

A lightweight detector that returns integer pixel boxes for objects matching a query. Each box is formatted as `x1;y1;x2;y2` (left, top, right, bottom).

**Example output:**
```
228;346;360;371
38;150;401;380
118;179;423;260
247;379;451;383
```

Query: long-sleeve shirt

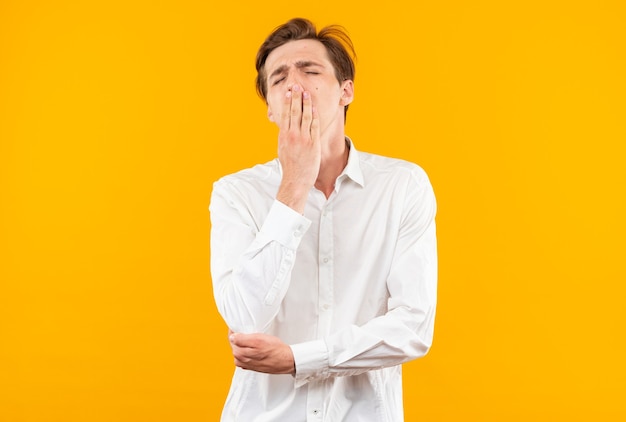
209;138;438;421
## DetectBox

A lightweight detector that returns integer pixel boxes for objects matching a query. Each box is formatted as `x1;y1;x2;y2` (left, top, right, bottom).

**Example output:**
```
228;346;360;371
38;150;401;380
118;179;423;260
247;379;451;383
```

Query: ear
267;108;274;122
339;80;354;106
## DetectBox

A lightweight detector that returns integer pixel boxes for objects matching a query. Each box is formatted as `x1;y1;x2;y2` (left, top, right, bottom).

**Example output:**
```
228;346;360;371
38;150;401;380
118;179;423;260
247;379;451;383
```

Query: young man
209;18;437;421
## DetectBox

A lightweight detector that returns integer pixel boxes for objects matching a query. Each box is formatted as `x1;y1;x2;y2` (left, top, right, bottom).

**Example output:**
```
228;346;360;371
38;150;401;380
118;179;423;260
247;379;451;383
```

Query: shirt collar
275;136;365;191
337;136;365;189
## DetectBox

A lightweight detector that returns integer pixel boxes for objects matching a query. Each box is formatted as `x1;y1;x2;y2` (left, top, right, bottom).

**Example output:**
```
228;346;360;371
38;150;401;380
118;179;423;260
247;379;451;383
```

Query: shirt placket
306;199;334;421
317;202;334;337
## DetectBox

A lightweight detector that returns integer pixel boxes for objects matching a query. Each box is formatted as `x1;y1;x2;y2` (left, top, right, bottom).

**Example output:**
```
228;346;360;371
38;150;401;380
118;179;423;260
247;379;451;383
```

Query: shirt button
322;304;329;311
323;257;329;263
313;409;319;415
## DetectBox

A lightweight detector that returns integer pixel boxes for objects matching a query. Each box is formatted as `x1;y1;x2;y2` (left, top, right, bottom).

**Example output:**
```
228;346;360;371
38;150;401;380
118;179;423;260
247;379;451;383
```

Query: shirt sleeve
209;179;312;333
291;167;438;386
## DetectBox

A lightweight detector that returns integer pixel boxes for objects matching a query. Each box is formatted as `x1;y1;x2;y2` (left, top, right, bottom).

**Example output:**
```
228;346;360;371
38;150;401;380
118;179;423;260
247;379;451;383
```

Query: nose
286;73;303;91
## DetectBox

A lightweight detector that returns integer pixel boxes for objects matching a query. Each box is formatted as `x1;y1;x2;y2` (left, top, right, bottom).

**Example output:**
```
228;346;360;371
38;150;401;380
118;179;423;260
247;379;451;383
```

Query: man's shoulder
213;159;280;189
357;150;430;182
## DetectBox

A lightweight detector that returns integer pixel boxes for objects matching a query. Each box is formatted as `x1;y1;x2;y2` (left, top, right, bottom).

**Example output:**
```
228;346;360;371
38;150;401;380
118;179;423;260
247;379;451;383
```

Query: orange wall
1;1;625;420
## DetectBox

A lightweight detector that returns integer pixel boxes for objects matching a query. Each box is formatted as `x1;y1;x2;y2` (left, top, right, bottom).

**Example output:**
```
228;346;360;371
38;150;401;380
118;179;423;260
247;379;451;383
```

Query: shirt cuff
290;339;329;388
260;200;311;250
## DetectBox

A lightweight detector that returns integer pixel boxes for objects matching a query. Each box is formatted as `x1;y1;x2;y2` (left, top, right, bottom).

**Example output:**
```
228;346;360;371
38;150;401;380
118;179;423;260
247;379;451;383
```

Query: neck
315;136;349;198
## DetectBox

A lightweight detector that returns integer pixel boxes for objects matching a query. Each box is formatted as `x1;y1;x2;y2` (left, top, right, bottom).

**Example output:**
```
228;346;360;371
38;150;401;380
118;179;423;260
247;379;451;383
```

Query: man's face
264;39;353;135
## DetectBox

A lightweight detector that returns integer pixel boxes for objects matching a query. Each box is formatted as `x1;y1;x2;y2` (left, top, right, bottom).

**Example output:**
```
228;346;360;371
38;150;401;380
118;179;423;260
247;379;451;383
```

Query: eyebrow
268;61;324;80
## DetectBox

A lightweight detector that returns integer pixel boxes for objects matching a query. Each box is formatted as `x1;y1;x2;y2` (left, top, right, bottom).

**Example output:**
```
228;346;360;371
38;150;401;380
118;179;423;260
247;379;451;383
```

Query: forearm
293;219;438;385
214;240;297;333
210;187;311;333
291;304;435;385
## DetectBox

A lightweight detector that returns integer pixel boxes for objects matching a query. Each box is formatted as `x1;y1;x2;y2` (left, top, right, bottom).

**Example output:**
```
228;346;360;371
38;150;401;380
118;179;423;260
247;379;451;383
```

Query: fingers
229;332;242;348
290;84;303;129
230;333;262;368
229;333;250;366
279;84;315;136
301;90;312;130
280;88;291;130
310;105;319;141
229;332;258;349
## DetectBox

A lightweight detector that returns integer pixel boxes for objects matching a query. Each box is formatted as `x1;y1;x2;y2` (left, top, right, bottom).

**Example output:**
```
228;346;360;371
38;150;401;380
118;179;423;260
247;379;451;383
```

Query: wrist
276;182;310;214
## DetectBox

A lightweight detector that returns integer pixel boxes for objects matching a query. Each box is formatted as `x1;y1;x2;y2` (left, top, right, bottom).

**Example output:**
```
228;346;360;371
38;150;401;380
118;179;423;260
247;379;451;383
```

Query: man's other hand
229;332;296;375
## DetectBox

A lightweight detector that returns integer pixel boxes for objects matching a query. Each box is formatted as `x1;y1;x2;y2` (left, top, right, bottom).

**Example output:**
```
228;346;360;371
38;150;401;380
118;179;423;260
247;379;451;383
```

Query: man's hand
229;332;296;375
276;83;321;213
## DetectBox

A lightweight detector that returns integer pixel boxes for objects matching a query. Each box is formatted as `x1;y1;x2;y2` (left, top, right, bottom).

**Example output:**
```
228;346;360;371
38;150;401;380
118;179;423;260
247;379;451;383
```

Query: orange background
1;1;625;421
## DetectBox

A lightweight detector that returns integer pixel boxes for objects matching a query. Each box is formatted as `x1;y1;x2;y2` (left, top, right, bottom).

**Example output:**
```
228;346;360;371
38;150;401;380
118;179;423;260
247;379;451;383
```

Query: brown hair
255;18;356;116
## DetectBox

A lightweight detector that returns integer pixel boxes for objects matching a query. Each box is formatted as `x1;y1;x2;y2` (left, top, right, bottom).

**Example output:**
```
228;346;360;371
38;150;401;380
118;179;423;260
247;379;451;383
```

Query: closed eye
272;77;286;86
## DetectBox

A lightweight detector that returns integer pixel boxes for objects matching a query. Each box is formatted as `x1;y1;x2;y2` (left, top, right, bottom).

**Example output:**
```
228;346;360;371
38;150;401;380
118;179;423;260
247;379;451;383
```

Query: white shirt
209;138;437;422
